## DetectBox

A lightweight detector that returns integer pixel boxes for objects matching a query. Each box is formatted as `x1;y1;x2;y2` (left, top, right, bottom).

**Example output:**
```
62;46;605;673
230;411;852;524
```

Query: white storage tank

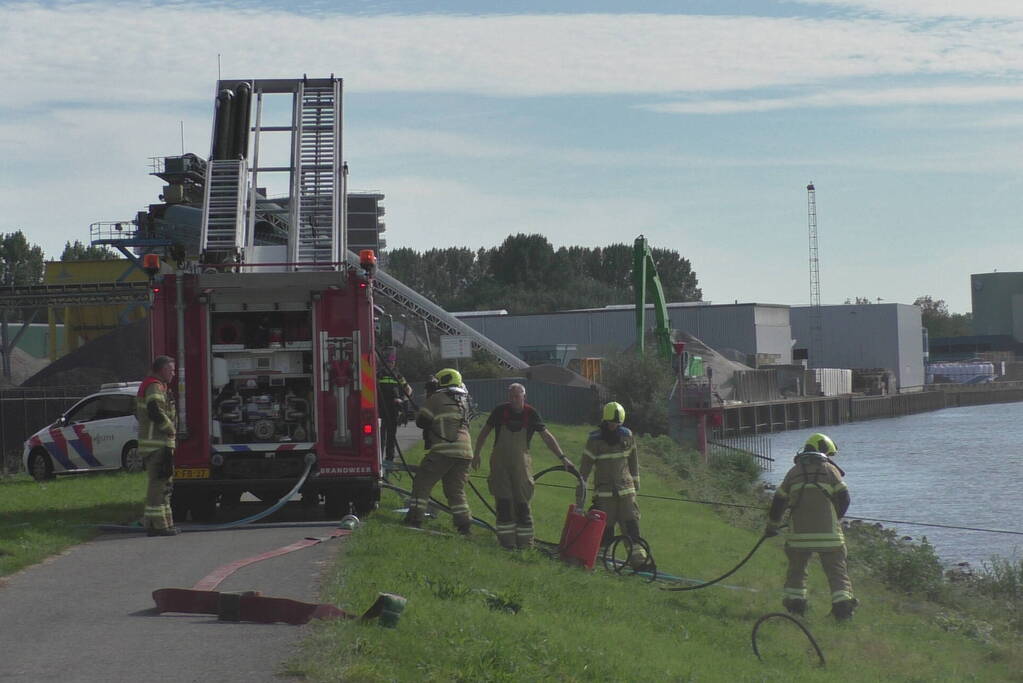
813;368;852;396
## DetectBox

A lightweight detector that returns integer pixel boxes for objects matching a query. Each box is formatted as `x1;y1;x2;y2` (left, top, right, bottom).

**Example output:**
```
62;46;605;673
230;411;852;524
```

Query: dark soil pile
21;319;150;388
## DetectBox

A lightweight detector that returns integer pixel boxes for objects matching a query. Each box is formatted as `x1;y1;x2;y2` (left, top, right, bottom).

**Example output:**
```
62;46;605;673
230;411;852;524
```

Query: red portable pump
559;504;607;570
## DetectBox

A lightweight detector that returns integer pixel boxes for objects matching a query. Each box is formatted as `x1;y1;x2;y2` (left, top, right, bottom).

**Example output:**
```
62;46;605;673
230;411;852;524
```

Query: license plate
174;467;210;479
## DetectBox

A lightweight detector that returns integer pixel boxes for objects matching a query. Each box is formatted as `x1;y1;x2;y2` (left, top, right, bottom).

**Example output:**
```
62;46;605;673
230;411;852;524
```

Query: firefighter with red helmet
404;368;474;535
577;401;647;568
766;432;858;620
474;382;577;550
137;356;179;536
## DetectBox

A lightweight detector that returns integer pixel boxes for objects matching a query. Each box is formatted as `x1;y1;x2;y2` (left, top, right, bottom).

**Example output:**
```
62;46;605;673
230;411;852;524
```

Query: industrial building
970;271;1023;340
347;192;386;257
456;302;794;367
790;304;925;391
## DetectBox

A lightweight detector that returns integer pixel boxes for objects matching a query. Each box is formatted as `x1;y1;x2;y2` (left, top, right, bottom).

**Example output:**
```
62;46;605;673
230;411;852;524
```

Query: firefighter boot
830;598;859;621
782;598;808;617
457;525;472;537
623;520;649;570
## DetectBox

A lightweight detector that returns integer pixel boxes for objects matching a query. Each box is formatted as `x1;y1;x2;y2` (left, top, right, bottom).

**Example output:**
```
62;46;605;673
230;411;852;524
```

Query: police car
23;382;144;481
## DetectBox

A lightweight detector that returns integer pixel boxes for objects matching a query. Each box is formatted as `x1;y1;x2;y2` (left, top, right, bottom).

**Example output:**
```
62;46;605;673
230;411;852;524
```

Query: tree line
383;233;702;313
0;231;118;286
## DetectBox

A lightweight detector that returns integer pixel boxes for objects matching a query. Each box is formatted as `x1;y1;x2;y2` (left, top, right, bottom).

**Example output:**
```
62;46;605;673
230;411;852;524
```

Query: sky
4;1;1023;313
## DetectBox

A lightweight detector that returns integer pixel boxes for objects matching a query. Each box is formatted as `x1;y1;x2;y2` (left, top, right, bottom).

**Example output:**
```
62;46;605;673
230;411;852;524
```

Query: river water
758;401;1023;568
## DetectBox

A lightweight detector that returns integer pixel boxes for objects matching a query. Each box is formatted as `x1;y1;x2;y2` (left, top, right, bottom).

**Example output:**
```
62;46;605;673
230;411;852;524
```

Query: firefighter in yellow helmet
404;368;474;535
765;432;858;620
577;401;647;568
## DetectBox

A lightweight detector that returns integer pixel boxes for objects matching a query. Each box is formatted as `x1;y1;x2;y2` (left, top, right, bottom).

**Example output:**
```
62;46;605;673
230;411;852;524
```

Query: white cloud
796;0;1023;19
5;2;1023;109
642;84;1023;114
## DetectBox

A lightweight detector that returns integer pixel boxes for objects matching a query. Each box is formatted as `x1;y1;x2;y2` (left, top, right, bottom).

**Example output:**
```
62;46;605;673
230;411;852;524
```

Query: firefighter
137;355;179;537
474;383;578;550
404;368;474;534
765;432;858;620
377;346;411;462
577;401;647;568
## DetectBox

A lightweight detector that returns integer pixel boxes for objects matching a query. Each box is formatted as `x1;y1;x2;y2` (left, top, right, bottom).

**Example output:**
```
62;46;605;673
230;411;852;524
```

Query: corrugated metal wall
460;303;791;363
412;379;599;425
791;304;923;391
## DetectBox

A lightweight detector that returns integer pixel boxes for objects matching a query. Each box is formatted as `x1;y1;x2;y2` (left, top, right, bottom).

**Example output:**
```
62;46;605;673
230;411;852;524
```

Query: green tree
0;231;45;285
600;350;674;436
914;295;973;338
60;240;118;261
487;234;556;287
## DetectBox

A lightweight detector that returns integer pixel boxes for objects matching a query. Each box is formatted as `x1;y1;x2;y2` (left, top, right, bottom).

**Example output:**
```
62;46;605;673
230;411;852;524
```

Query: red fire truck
147;77;382;521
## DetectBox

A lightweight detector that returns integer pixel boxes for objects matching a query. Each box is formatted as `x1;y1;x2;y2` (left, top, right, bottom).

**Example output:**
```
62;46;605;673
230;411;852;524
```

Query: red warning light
362;423;374;435
152;286;161;294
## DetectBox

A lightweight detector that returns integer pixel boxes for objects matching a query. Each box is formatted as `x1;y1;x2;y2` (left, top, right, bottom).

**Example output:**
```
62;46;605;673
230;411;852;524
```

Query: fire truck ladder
200;159;248;259
344;250;529;371
291;80;342;269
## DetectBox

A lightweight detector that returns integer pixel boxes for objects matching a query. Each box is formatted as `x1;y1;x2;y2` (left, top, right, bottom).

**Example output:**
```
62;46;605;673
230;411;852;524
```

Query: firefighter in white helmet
404;368;474;535
577;401;647;568
766;432;858;620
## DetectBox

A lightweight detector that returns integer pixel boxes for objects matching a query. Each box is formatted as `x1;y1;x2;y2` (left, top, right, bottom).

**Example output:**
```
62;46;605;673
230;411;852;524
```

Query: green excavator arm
633;235;673;361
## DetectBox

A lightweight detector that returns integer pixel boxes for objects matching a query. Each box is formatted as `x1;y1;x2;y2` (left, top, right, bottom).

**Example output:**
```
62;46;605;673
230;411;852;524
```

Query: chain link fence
1;386;91;475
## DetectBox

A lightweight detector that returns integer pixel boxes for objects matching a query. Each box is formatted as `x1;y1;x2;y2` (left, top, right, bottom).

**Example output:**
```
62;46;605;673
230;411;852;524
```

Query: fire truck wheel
324;489;347;519
190;492;218;522
170;494;190;523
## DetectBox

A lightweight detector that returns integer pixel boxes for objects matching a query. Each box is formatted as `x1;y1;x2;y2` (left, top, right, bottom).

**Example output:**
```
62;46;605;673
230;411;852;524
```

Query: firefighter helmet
435;368;463;388
804;432;837;456
602;401;626;423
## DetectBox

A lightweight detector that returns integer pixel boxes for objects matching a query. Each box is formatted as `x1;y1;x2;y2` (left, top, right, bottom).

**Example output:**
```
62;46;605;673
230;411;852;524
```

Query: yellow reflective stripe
789;482;839;495
832;590;854;602
592;452;628;460
788;539;845;549
784;587;808;598
833;482;848;493
788;532;844;541
595;487;635;497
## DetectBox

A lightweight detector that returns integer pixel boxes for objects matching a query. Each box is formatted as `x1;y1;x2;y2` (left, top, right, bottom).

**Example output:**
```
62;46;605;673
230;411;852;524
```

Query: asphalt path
0;425;422;683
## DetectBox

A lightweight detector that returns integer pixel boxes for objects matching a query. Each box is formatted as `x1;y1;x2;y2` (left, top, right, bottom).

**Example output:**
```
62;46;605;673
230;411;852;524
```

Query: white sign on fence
440;335;473;360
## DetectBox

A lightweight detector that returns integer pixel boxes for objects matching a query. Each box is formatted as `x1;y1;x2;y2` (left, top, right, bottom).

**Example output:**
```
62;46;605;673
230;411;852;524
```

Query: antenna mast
807;182;823;368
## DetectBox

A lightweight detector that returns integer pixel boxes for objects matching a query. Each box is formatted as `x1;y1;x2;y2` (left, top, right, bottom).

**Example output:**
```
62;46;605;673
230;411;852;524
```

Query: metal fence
0;386;90;474
708;429;774;472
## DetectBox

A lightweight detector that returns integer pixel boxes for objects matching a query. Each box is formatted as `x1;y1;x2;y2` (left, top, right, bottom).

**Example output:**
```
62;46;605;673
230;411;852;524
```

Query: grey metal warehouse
789;304;924;390
456;303;794;366
457;301;925;392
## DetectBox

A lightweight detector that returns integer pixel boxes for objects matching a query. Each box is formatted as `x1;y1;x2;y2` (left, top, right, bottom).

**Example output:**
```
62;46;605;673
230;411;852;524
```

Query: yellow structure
44;260;147;360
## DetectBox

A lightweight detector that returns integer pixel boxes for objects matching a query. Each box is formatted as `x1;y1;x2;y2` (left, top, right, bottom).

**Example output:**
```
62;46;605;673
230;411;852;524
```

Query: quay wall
717;381;1023;437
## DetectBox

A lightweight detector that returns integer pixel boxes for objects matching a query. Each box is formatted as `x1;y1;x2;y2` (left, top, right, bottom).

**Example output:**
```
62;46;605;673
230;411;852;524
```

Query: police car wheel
28;449;54;482
121;442;144;473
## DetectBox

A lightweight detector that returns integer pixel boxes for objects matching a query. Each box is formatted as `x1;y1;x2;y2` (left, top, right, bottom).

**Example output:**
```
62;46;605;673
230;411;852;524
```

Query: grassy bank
287;422;1023;681
0;472;144;577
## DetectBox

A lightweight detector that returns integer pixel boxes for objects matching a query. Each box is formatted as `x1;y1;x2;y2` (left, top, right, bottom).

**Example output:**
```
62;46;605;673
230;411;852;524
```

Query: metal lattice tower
807;182;823;368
